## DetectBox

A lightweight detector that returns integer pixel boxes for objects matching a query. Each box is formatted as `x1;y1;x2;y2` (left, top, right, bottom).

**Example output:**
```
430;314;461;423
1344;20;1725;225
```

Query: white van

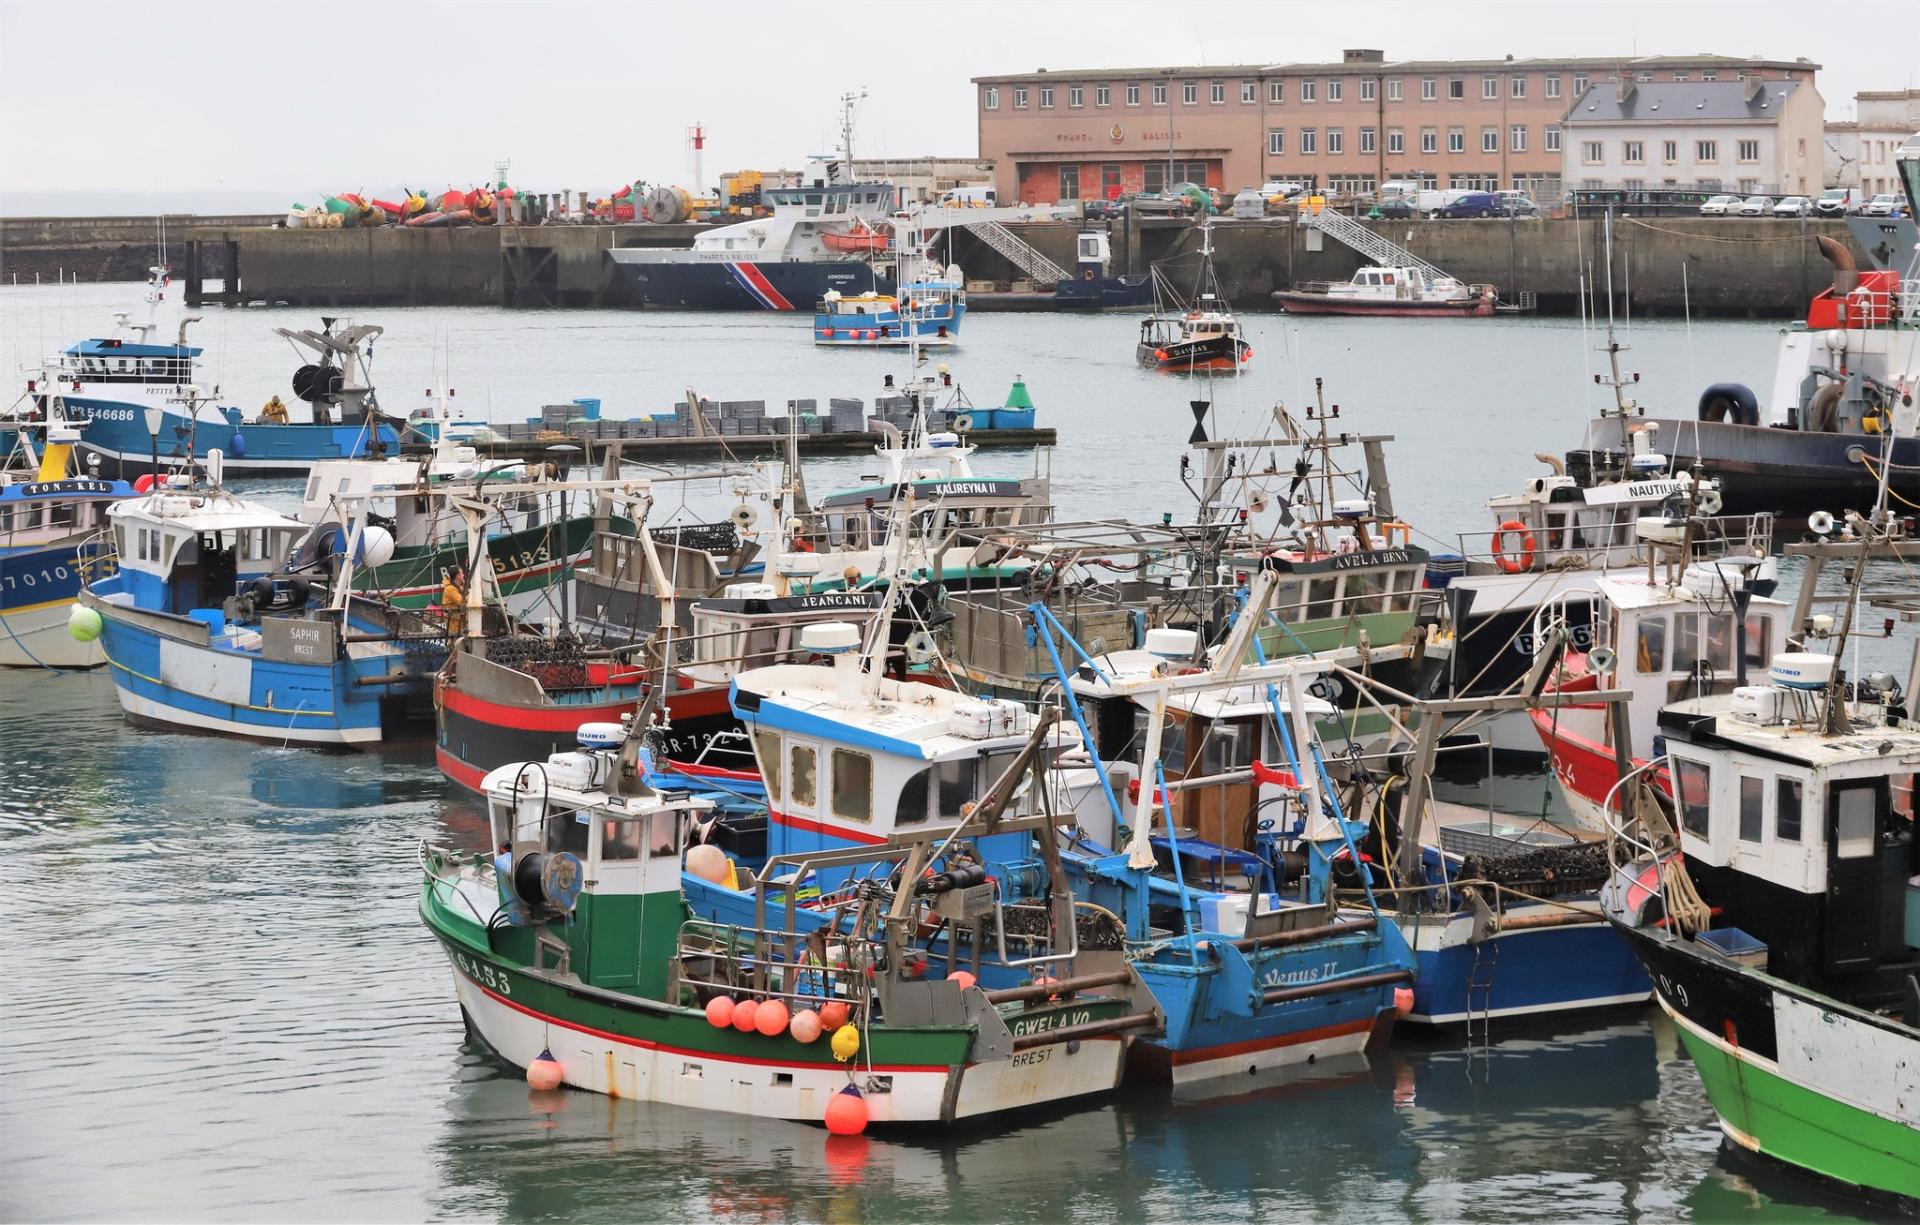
1813;187;1865;217
1413;189;1469;217
1378;180;1422;201
938;186;996;208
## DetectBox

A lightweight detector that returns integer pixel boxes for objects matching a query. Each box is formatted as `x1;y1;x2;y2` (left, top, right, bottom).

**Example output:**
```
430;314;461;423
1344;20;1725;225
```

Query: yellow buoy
830;1023;859;1063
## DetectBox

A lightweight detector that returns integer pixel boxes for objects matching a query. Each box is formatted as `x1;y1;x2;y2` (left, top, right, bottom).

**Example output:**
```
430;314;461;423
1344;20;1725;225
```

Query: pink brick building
973;49;1819;203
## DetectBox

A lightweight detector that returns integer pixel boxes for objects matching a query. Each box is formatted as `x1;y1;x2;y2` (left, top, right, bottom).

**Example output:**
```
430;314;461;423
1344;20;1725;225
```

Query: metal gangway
1306;208;1450;283
957;218;1072;284
908;205;1076;285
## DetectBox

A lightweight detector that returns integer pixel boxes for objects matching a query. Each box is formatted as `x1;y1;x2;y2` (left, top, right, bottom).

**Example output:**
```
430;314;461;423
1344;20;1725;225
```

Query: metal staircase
1307;209;1450;282
958;218;1072;284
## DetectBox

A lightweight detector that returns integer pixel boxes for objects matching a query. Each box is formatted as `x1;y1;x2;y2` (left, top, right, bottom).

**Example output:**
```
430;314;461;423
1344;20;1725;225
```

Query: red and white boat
1531;560;1788;829
1272;265;1494;316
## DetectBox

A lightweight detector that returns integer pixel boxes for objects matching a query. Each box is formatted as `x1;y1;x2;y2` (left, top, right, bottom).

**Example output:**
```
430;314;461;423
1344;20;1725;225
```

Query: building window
1582;141;1604;164
1663;140;1678;162
1672;71;1689;82
1096;84;1110;107
1696;140;1717;162
1301;79;1316;102
1637;71;1654;82
1448;77;1464;100
1068;86;1083;108
1510;124;1527;152
1623;140;1644;163
1300;127;1317;154
1328;78;1344;101
1241;81;1256;104
1420;128;1438;154
1545;127;1561;153
1421;76;1437;100
1327;127;1344;154
1360;126;1377;153
1210;81;1225;104
1738;177;1758;193
1738;139;1760;162
1014;87;1028;109
1545;75;1562;99
1058;165;1079;199
1360;78;1376;101
1039;86;1053;108
1573;72;1589;94
1183;81;1197;104
1127;83;1141;106
1268;80;1284;104
1448;127;1465;153
1387;77;1403;101
1151;82;1166;106
1482;127;1499;153
983;87;998;110
1482;75;1499;99
1701;69;1718;81
1511;76;1526;99
1387;128;1405;154
1268;128;1285;156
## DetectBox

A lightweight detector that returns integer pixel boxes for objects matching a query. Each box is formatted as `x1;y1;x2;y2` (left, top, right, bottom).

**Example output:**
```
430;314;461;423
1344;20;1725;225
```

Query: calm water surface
0;282;1880;1221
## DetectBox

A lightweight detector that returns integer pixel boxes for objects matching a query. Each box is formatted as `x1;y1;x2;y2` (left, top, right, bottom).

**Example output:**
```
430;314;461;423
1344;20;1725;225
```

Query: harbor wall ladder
959;219;1072;285
1307;209;1450;283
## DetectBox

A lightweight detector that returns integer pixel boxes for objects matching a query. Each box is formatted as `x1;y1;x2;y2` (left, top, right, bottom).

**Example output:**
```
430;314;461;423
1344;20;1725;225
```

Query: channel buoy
824;1083;868;1135
731;998;761;1033
818;1001;850;1031
789;1009;822;1044
67;605;103;643
831;1023;860;1063
755;999;790;1037
705;995;735;1028
526;1050;564;1091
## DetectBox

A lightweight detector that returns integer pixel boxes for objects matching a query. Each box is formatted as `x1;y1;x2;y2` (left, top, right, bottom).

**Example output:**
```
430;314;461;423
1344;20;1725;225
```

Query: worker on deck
259;395;289;424
440;566;467;621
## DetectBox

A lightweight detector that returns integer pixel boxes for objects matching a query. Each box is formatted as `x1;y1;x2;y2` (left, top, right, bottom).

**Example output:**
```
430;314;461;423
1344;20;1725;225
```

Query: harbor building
849;157;997;204
1825;90;1920;196
1560;76;1826;196
972;50;1819;203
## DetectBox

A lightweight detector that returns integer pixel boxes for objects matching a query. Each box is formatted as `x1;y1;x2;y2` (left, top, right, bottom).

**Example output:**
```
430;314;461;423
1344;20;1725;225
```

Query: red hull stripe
441;682;638;734
768;806;890;846
731;263;794;311
1166;1016;1376;1065
466;976;942;1073
672;760;763;783
437;745;491;792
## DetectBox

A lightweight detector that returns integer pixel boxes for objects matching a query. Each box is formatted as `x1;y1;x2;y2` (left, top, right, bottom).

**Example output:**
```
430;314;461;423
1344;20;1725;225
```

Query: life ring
1493;519;1536;574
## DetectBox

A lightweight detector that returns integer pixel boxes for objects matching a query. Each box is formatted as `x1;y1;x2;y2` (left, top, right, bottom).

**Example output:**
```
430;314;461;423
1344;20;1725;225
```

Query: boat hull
1399;906;1650;1026
610;259;892;310
1270;291;1494;317
1619;923;1920;1207
1136;335;1251;373
0;542;103;668
64;396;400;478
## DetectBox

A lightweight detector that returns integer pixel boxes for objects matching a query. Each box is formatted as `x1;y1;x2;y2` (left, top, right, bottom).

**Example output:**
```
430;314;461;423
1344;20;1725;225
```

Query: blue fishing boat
10;267;400;478
73;451;446;744
813;281;964;348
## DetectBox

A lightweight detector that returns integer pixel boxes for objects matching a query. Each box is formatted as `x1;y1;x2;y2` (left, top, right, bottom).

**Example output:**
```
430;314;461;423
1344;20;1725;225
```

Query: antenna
837;90;867;169
685;123;706;194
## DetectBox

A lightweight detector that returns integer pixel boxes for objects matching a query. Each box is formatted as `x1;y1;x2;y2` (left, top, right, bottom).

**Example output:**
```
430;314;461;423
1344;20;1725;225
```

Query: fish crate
1696;927;1769;970
1437;824;1579;861
789;398;819;413
829;397;863;411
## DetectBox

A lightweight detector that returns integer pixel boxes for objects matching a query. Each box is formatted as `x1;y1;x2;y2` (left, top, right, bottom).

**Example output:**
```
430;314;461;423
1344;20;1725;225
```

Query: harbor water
0;282;1881;1221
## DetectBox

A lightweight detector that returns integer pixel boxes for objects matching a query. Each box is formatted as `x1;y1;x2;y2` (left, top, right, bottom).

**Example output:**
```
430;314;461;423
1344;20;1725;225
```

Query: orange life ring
1493;520;1536;574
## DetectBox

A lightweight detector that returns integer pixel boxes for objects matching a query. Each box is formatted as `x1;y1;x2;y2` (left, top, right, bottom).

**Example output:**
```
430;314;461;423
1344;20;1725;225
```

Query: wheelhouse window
1743;615;1772;670
547;808;591;857
1833;783;1877;858
790;744;817;807
934;757;973;820
754;730;781;798
831;749;872;822
1635;616;1667;674
1676;757;1712;838
1776;777;1802;841
601;816;645;861
1738;775;1763;842
896;768;930;825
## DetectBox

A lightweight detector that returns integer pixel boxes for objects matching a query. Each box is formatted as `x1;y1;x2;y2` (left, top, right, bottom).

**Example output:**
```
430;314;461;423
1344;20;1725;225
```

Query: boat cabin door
1167;712;1257;852
1823;777;1885;973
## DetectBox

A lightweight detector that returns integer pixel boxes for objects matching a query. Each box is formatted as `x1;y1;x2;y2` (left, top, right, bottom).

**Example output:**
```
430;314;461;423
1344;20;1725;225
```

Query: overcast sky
2;0;1915;212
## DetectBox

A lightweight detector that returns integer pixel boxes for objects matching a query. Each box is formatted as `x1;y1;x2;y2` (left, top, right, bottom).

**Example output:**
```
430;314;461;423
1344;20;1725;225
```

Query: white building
1561;76;1825;195
1826;91;1920;196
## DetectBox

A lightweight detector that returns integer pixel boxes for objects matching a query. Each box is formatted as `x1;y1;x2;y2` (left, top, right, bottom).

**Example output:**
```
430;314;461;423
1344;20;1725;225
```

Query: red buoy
824;1083;868;1135
755;999;790;1037
1393;986;1415;1019
946;971;977;990
818;1000;850;1031
731;998;761;1032
705;996;736;1028
526;1049;564;1091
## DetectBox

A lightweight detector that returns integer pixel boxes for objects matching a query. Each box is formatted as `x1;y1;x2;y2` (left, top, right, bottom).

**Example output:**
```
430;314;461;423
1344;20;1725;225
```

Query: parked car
1736;195;1773;217
1814;187;1865;217
1495;191;1541;217
1438;192;1501;218
1081;198;1127;221
1373;198;1418;219
1698;194;1738;216
1864;193;1907;217
1772;196;1813;218
1260;180;1308;201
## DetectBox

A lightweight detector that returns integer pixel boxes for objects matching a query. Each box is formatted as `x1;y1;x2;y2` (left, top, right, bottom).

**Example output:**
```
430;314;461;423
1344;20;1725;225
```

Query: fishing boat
1136;223;1251;373
1271;265;1494;317
812;282;964;348
1600;527;1920;1206
418;718;1154;1127
72;450;446;744
0;392;135;668
1050;229;1154;311
6;268;401;478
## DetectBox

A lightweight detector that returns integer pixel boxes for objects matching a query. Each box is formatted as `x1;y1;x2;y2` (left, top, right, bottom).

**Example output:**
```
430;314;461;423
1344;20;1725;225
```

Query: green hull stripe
1670;1007;1920;1201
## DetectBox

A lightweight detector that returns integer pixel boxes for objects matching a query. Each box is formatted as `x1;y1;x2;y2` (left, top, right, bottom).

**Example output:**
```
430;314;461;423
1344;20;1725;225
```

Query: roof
972;53;1818;86
64;339;200;359
1563;80;1802;125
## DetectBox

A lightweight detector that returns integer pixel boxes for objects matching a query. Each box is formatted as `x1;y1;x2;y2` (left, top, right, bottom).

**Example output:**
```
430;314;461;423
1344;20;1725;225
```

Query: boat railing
72;527;119;585
1452;511;1773;573
672;916;878;1016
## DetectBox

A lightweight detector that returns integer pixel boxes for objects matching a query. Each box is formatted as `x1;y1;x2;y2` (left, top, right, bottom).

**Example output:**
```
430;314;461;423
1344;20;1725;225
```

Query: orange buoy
755;999;790;1037
946;971;977;990
1393;986;1415;1019
1153;349;1169;362
824;1083;868;1135
1492;519;1537;574
1032;973;1060;1001
705;995;736;1028
731;998;761;1033
526;1050;564;1091
789;1009;823;1043
818;1000;850;1031
1241;348;1254;362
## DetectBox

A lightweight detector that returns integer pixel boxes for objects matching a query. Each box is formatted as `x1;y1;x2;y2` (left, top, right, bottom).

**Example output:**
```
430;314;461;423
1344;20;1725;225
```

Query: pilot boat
1271;265;1494;317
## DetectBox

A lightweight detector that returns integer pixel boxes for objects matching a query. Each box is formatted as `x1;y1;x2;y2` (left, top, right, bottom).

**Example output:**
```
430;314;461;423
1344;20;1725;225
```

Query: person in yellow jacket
259;395;289;424
440;567;467;617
